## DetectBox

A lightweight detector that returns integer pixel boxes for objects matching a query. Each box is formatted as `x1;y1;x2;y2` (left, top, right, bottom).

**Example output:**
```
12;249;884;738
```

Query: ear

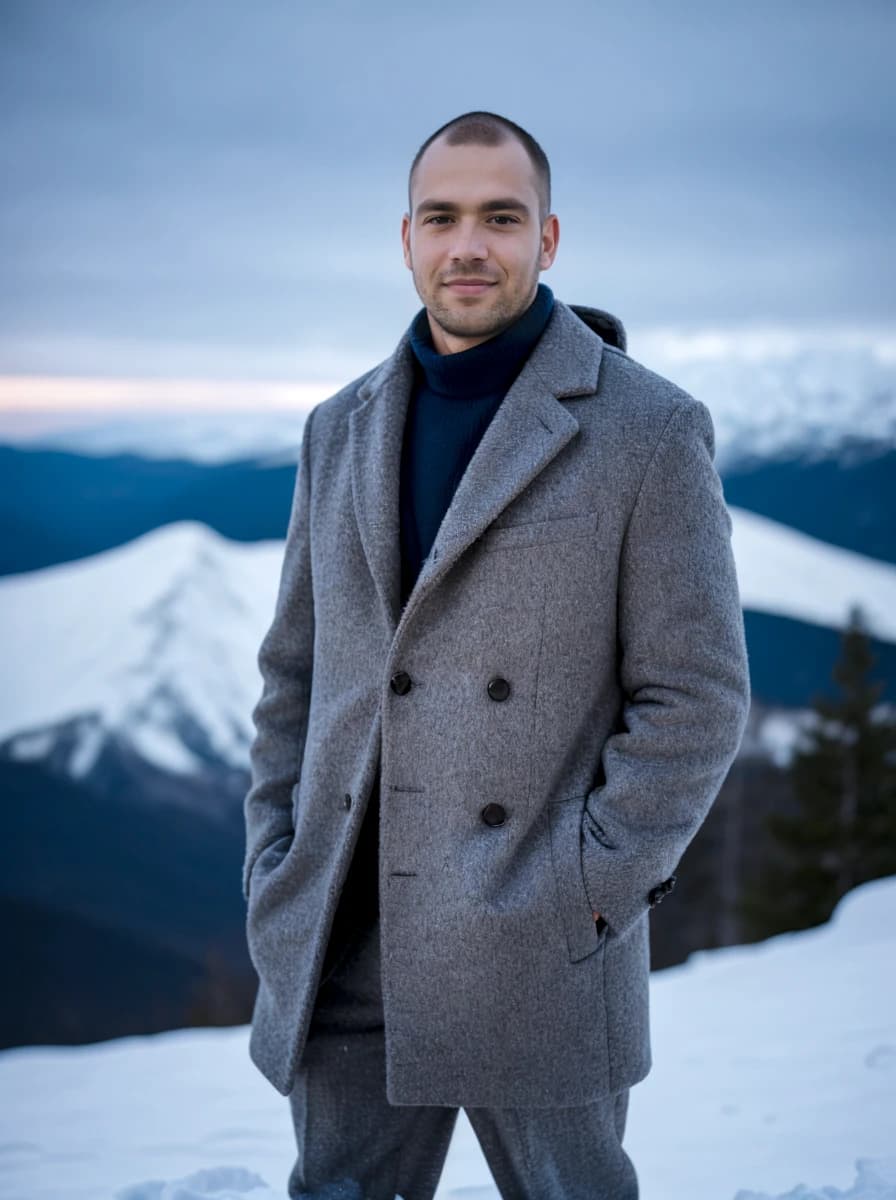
539;213;560;270
401;212;412;270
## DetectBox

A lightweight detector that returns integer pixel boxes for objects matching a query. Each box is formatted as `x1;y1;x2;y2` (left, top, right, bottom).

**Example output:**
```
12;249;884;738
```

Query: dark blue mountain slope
722;448;895;564
2;444;893;577
0;445;296;575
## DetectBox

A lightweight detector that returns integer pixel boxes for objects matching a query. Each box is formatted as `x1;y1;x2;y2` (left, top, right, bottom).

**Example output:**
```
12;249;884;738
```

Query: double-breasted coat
242;296;751;1107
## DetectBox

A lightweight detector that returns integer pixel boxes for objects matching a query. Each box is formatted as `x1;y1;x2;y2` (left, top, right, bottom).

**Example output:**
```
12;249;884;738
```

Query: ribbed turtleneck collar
409;282;555;399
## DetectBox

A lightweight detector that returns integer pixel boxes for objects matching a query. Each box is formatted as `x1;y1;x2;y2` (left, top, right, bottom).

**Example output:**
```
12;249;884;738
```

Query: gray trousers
287;896;639;1200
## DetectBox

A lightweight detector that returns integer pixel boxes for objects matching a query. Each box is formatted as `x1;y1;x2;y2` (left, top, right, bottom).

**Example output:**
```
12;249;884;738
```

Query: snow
733;1159;896;1200
1;876;894;1199
730;507;896;642
0;395;320;465
2;508;895;786
1;332;894;468
0;404;316;465
0;521;280;775
639;333;896;471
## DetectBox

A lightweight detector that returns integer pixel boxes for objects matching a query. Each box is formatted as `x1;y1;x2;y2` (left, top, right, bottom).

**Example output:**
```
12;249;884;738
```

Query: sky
1;0;894;410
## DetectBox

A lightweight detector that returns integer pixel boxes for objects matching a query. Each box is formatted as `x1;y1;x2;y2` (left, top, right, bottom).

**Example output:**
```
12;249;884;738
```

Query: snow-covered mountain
1;335;894;468
2;522;278;778
0;408;314;466
1;874;893;1200
643;334;896;471
3;511;896;790
730;507;896;641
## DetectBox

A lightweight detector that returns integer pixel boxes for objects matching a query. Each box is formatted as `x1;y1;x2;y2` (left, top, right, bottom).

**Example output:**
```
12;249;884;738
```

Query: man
243;110;751;1199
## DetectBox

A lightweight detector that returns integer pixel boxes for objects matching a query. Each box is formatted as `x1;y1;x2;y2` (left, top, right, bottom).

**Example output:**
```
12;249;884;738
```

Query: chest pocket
479;510;599;553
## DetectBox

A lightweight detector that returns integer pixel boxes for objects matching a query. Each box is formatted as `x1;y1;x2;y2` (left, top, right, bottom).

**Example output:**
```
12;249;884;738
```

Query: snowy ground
1;877;894;1200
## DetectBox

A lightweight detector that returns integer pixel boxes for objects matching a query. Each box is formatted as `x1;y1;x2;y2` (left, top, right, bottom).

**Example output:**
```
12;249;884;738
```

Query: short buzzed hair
408;110;551;225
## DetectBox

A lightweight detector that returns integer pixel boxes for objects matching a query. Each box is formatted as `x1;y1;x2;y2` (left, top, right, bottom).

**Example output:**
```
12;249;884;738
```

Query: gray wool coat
242;296;751;1107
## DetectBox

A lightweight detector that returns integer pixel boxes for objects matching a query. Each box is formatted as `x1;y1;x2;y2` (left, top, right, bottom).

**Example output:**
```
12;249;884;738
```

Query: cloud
2;0;894;378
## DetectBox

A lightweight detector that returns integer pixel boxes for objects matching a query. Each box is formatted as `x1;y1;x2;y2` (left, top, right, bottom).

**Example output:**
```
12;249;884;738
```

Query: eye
423;215;452;225
489;215;519;225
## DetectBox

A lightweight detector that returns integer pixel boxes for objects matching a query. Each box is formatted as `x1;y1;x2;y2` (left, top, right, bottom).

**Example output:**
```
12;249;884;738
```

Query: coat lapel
348;299;606;635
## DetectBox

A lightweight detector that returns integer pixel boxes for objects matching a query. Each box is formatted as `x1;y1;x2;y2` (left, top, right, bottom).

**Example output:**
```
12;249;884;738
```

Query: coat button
390;670;412;695
487;677;510;701
342;793;352;811
649;874;678;906
481;802;507;827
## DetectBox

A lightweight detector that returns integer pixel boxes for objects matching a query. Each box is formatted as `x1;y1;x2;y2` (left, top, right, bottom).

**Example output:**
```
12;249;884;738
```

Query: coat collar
347;298;608;637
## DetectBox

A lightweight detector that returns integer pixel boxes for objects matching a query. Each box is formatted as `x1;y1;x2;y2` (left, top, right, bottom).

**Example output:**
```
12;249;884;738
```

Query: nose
448;218;489;264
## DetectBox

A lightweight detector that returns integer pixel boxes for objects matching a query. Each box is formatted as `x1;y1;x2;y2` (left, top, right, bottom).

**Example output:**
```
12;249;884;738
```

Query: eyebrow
416;197;531;218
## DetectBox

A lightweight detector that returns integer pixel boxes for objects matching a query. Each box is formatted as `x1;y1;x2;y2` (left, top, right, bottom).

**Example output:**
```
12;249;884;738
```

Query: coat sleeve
580;397;750;938
242;404;317;901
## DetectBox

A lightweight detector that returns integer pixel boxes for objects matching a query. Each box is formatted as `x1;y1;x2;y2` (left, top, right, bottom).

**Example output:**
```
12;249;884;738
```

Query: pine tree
741;603;896;939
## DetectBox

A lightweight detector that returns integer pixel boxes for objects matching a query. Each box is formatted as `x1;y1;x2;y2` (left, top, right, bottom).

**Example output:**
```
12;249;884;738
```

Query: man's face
401;135;559;354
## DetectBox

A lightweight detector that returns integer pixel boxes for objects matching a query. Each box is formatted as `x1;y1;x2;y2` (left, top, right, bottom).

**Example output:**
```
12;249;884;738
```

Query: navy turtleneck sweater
324;283;555;949
399;281;555;608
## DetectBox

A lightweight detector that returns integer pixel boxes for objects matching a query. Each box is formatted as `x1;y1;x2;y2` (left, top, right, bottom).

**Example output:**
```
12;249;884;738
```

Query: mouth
444;280;497;296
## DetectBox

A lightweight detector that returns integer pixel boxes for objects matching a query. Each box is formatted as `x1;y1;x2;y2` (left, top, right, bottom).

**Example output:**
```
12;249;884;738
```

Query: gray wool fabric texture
242;297;752;1107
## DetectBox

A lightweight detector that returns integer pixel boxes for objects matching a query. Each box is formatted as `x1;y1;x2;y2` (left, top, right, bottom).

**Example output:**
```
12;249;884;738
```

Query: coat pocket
246;832;294;903
547;794;605;962
479;511;599;553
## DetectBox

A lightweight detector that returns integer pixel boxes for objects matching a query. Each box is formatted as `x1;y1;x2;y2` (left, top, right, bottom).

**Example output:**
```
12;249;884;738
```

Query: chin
441;312;505;339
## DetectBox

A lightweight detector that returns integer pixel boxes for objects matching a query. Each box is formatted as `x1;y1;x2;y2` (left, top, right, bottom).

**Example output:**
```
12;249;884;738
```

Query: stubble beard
416;265;541;345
